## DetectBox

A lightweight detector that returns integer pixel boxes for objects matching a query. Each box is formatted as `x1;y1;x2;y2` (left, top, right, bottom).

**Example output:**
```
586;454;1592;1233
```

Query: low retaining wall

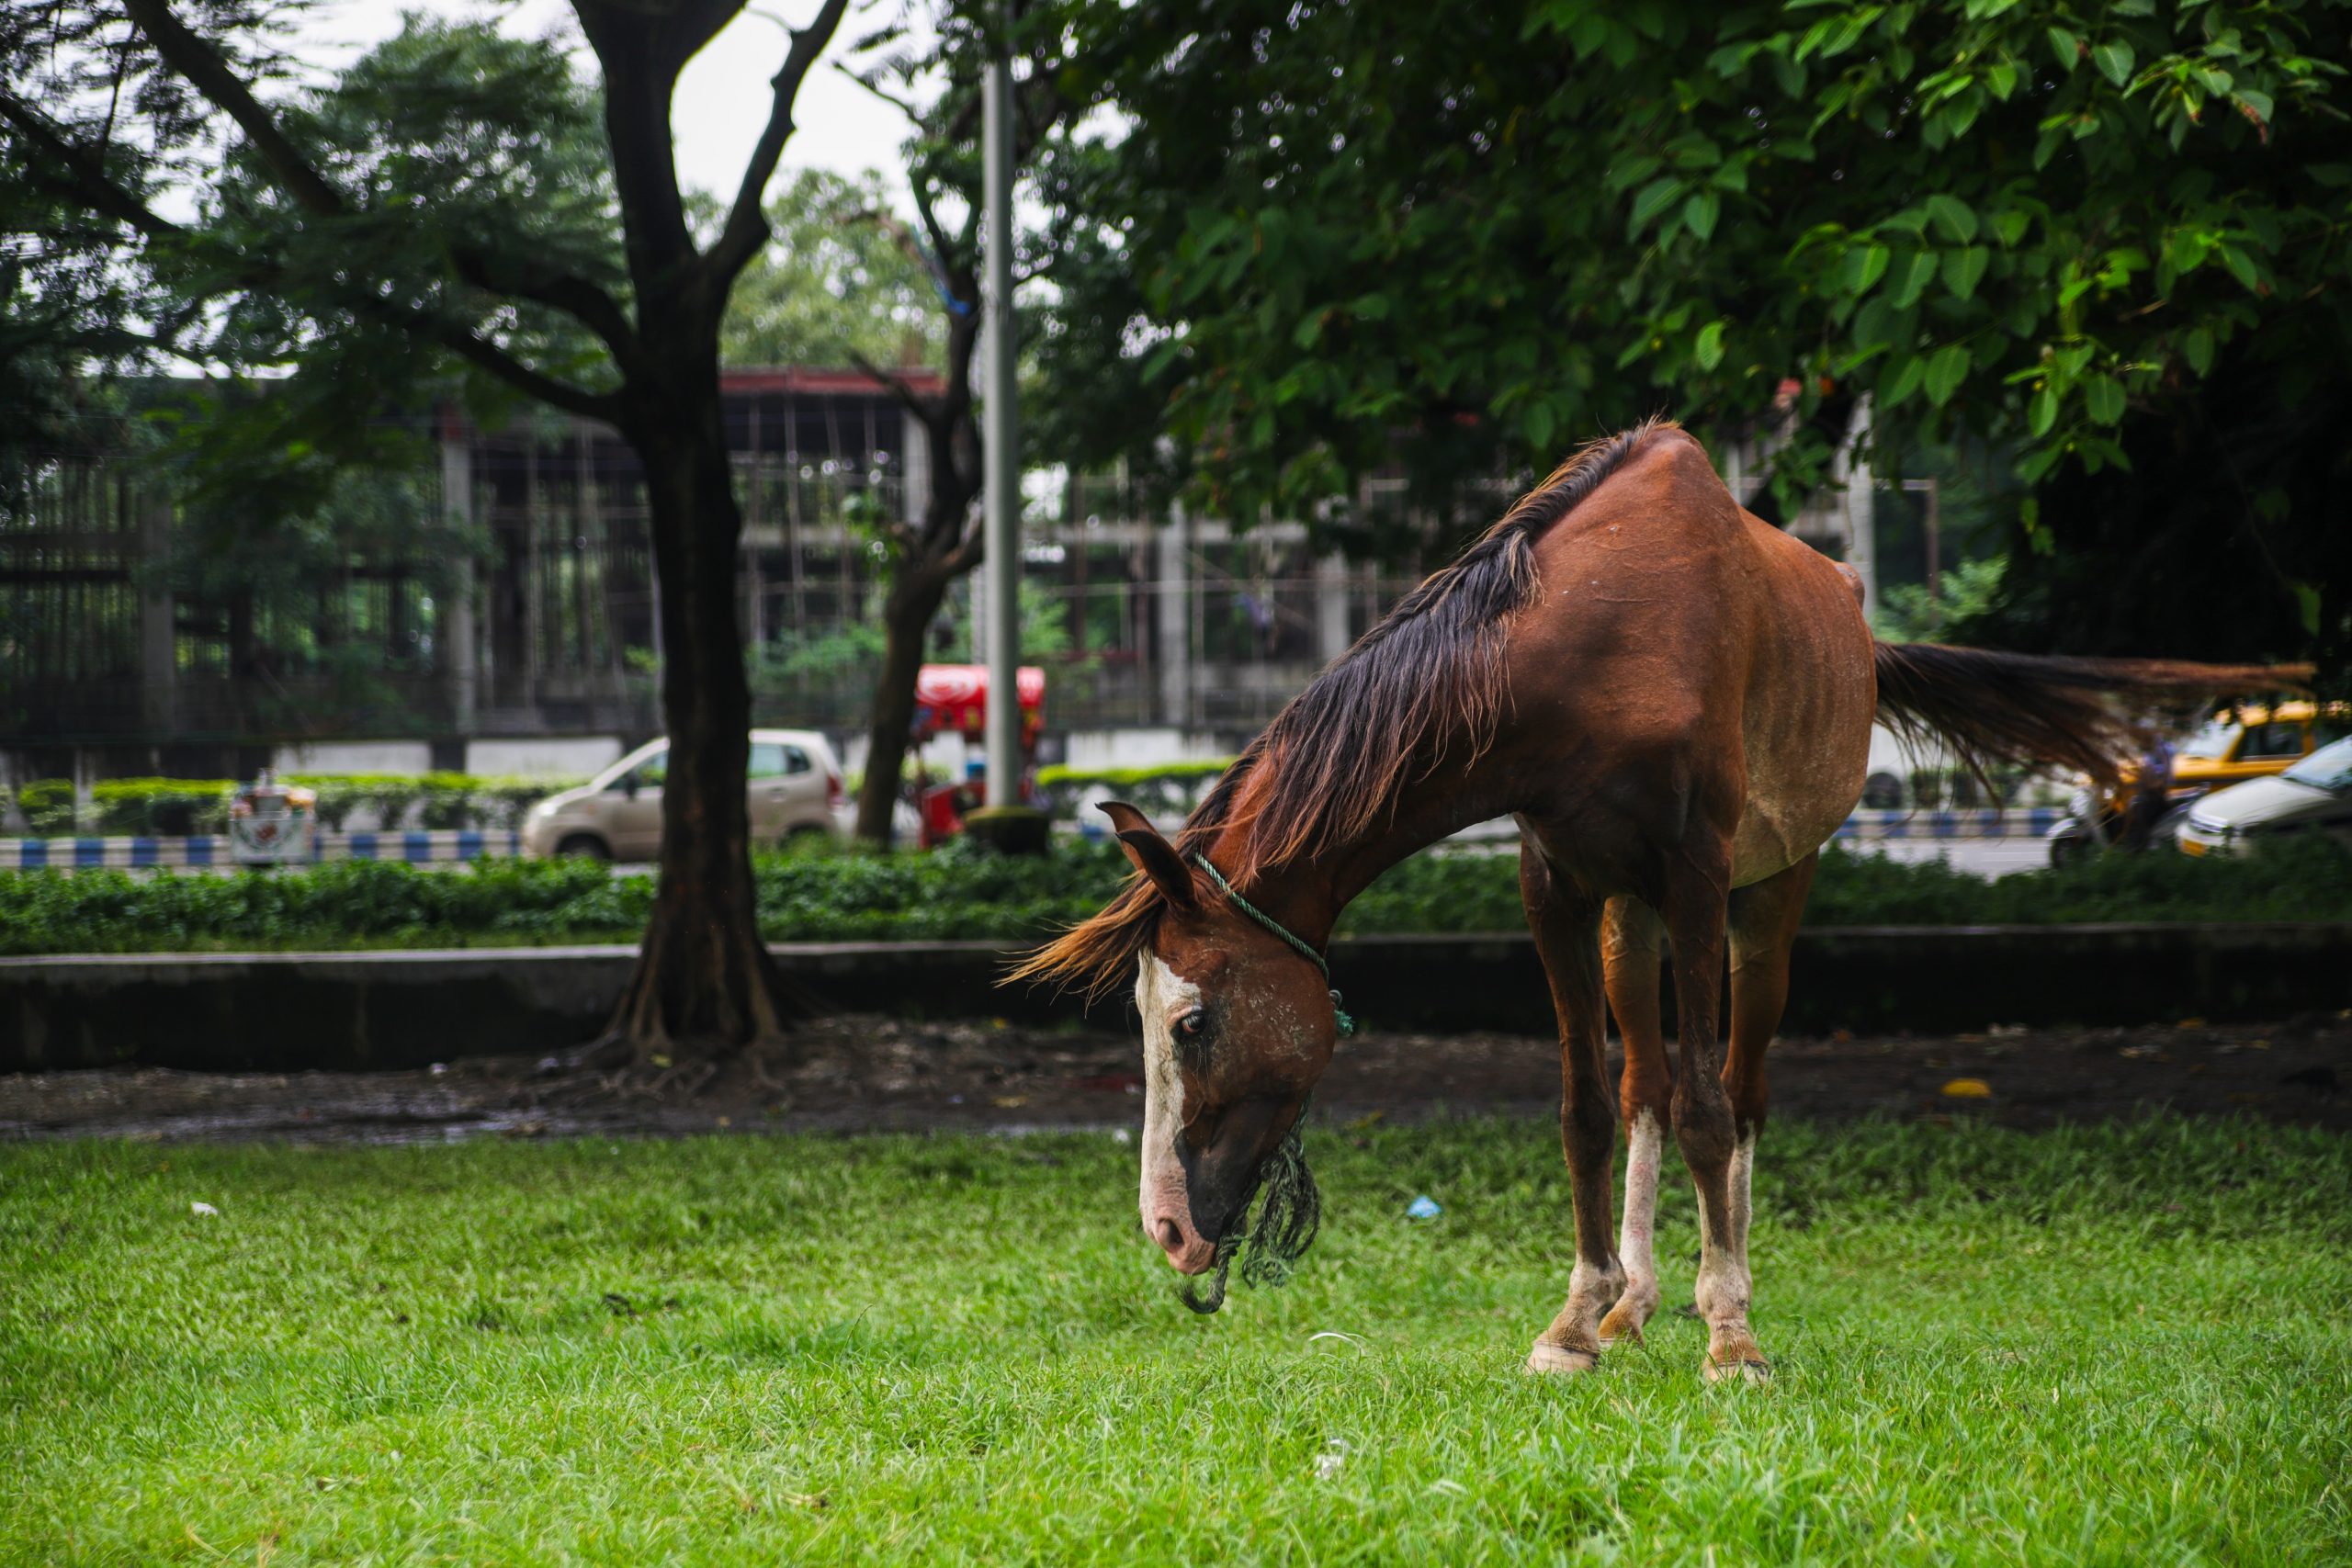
3;923;2344;1074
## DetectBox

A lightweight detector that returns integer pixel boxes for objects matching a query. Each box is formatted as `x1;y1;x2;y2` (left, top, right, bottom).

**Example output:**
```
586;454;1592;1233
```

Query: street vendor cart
910;663;1046;847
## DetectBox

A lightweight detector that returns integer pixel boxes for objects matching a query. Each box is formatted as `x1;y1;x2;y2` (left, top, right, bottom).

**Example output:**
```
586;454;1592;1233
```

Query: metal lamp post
967;5;1047;852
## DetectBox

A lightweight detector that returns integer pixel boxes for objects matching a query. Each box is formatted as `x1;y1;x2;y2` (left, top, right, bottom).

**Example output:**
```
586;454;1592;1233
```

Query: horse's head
1100;802;1340;1280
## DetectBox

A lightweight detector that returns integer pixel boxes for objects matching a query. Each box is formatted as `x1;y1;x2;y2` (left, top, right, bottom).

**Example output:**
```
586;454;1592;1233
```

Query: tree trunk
852;567;949;847
595;392;804;1065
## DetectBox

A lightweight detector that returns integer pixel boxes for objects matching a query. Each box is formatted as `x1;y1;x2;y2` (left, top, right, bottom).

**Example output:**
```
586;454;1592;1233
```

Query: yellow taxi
2053;699;2346;865
2154;700;2348;798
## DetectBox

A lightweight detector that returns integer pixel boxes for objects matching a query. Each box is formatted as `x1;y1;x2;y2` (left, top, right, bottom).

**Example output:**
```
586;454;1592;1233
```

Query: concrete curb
5;923;2346;1074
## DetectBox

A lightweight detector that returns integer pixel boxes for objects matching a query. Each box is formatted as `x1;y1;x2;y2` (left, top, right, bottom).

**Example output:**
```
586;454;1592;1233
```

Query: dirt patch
4;1011;2346;1145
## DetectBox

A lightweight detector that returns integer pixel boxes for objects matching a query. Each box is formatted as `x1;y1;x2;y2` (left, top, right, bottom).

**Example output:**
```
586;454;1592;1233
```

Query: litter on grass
1314;1439;1351;1482
189;1201;219;1217
1406;1194;1442;1219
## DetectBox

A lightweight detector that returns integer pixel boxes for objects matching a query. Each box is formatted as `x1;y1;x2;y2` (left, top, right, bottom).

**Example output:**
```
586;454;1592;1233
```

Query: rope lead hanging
1189;853;1356;1038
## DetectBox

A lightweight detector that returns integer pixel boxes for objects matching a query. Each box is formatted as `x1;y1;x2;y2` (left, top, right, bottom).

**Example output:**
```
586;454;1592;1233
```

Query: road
1849;837;2052;876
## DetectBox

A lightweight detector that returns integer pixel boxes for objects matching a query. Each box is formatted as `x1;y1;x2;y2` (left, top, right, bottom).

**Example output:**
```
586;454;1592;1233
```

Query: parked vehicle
520;731;844;860
2046;698;2345;866
2176;735;2352;857
227;773;316;866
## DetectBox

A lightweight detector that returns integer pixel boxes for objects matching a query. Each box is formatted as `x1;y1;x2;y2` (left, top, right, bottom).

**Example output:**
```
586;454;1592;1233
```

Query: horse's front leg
1598;896;1669;1348
1516;840;1623;1375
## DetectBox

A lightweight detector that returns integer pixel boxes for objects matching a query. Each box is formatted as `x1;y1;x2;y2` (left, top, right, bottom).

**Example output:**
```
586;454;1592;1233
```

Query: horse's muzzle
1179;1097;1289;1246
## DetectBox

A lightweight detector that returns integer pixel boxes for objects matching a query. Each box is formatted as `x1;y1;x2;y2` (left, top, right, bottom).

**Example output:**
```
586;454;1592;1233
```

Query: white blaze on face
1136;953;1204;1250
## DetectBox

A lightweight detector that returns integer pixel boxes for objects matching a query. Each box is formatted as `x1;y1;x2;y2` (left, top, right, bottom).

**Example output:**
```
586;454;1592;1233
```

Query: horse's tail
1871;642;2312;784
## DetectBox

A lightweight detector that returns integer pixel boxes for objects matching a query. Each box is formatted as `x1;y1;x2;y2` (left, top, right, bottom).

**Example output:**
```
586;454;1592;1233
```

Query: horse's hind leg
1674;846;1815;1382
1682;851;1818;1383
1597;896;1669;1348
1656;840;1769;1382
1517;841;1623;1375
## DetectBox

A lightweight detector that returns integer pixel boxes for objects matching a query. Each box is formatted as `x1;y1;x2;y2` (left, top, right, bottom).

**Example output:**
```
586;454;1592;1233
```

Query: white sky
291;0;924;209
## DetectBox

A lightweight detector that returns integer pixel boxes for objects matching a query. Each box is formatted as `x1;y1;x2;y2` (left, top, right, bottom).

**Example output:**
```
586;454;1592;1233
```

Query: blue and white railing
1834;807;2063;842
0;829;524;871
1077;806;2072;850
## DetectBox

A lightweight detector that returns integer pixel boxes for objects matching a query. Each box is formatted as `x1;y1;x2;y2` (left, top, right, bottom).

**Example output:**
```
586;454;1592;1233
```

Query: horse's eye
1176;1009;1206;1039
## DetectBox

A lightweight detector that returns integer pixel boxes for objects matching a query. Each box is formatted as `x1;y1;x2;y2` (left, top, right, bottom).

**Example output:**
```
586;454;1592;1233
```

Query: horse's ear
1099;800;1196;909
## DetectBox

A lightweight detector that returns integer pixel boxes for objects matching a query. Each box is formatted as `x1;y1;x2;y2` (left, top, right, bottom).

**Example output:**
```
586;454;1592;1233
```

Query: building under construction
2;367;1883;784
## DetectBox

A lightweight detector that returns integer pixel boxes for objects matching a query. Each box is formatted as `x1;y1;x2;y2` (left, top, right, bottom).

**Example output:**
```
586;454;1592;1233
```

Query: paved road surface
1858;838;2052;876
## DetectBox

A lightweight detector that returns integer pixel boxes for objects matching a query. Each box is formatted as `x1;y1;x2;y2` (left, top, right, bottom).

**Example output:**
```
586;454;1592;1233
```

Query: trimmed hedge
10;774;582;836
1034;759;1235;821
1;837;2347;956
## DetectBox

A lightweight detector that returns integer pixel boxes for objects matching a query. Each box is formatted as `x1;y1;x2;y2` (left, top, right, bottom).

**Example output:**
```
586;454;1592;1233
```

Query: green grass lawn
5;1118;2347;1565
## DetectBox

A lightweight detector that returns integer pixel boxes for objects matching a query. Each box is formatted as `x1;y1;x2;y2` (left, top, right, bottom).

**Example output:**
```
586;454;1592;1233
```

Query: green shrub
2;835;2346;956
1033;759;1238;790
14;780;78;835
1034;759;1236;821
1348;838;2352;930
290;778;367;831
16;773;582;838
88;779;236;835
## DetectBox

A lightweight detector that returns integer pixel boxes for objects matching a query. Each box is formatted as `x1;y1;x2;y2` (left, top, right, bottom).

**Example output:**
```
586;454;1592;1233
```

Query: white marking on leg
1693;1133;1756;1335
1602;1111;1665;1344
1136;954;1208;1268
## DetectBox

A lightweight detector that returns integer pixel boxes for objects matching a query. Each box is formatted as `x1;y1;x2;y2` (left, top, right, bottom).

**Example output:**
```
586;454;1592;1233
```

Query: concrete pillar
1315;550;1352;666
1834;397;1878;621
1157;506;1192;728
899;416;929;530
0;753;26;833
138;490;175;736
441;434;480;732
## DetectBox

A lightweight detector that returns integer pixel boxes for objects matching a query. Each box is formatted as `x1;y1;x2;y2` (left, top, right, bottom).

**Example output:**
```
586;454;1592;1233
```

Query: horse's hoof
1702;1352;1772;1385
1525;1342;1600;1376
1596;1310;1645;1349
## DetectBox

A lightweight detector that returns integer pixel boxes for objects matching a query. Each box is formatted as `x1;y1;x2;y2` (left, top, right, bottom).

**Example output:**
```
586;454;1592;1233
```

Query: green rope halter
1189;853;1355;1037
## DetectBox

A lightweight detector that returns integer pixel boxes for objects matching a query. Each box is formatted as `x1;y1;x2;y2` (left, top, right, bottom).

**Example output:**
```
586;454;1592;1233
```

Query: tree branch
119;0;645;370
835;62;924;125
907;175;966;278
839;206;930;271
120;0;345;218
707;0;854;286
845;346;941;423
442;248;644;375
432;328;623;423
941;518;984;578
0;91;187;246
1;91;621;423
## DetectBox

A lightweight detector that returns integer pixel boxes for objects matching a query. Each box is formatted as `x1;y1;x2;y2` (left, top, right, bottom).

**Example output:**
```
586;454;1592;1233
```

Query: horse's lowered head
1100;801;1338;1292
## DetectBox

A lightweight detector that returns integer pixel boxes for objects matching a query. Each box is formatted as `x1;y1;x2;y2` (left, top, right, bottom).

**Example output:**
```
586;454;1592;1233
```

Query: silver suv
521;730;845;860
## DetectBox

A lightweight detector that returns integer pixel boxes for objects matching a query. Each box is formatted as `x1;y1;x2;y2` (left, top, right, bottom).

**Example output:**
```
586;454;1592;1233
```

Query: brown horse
1013;420;2294;1381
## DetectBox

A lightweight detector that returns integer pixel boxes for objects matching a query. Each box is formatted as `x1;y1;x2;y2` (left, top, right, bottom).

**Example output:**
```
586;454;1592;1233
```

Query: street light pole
980;7;1021;811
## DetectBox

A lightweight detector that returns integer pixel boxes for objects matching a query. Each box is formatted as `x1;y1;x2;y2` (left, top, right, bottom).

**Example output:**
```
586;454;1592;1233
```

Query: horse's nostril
1154;1216;1185;1253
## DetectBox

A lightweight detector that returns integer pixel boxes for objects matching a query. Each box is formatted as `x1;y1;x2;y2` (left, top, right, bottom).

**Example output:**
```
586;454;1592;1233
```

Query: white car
521;730;845;860
2177;735;2352;858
